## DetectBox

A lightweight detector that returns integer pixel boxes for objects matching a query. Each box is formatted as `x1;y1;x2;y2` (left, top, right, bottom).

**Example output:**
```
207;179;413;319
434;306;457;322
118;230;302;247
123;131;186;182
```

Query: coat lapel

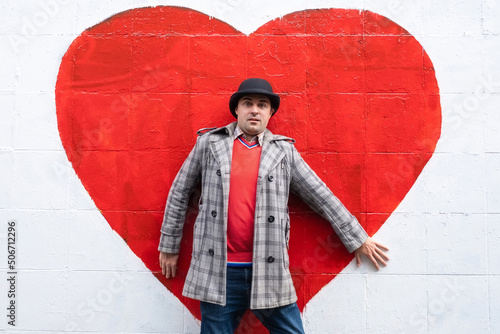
209;124;235;213
258;142;285;180
209;123;235;177
210;136;233;176
258;129;287;181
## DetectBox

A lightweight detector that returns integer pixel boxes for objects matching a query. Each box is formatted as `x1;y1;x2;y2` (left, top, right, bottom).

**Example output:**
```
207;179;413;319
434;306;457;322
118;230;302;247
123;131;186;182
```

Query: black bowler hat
229;78;280;118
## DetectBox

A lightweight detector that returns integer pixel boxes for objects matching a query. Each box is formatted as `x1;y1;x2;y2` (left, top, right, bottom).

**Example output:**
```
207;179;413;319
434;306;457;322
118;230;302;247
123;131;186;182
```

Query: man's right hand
159;252;179;278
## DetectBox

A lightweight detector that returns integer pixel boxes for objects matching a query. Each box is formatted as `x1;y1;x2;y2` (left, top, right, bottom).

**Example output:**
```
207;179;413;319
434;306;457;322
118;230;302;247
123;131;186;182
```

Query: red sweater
227;137;262;265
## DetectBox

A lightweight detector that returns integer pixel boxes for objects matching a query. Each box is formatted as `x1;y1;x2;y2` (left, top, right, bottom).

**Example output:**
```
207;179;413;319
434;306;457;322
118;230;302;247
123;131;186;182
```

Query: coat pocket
192;208;207;260
282;215;291;269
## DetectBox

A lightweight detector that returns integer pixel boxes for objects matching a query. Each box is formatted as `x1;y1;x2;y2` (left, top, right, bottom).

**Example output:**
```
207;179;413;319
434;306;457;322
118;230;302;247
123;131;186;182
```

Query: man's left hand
354;237;389;270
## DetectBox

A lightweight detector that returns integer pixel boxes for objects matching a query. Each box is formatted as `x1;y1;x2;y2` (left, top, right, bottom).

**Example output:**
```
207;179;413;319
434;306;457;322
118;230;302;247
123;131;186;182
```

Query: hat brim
229;89;280;118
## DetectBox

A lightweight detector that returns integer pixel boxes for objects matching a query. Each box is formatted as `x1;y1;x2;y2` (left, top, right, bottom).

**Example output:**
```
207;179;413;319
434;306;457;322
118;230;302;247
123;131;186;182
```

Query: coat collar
207;122;295;179
209;122;295;147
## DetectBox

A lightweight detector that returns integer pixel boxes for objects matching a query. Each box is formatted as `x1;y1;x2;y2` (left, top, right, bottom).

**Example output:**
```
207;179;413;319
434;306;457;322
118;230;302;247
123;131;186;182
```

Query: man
158;78;389;333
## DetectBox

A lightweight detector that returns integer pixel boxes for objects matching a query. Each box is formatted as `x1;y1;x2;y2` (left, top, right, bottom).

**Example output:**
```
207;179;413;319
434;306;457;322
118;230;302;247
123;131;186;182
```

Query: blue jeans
200;266;305;334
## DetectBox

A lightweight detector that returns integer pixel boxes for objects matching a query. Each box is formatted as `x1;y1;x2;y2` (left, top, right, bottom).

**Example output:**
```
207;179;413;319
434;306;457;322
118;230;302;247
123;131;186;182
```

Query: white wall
1;0;499;333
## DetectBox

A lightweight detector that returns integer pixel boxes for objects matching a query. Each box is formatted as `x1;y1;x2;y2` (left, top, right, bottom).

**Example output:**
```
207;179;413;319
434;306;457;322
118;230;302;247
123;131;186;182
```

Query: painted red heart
55;6;440;332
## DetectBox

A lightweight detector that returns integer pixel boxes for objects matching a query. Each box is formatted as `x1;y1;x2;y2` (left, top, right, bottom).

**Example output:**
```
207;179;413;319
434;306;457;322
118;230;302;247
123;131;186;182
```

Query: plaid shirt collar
233;125;265;146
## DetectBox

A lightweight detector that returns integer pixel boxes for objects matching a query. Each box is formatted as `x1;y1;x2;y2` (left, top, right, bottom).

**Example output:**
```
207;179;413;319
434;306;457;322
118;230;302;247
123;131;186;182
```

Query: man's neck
242;132;258;142
234;125;265;145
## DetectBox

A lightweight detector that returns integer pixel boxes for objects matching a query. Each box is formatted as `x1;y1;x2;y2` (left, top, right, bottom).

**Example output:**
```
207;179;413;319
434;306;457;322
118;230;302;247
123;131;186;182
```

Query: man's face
235;94;273;137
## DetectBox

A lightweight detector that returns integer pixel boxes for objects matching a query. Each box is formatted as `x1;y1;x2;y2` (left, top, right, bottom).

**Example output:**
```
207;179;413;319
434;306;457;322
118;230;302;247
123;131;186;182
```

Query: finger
374;242;389;251
171;265;177;278
165;266;170;279
160;258;166;276
377;248;390;262
373;252;388;267
369;255;380;271
355;252;361;267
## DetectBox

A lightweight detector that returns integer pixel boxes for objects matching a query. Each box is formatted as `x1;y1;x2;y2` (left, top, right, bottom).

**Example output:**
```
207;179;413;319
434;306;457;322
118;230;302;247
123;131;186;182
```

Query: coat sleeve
158;137;204;254
289;146;368;253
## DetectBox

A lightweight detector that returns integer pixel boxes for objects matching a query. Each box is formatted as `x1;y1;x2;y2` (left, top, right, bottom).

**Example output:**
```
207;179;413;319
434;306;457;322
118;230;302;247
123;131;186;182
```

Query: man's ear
235;108;238;116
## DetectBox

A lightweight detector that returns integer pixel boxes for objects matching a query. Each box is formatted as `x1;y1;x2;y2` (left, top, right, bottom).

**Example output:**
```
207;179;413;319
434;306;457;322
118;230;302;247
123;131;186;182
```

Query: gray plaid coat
158;122;368;309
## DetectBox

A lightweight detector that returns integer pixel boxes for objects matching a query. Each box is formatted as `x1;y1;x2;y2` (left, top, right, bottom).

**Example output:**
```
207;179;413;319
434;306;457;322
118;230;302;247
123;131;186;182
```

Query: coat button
268;216;275;222
208;249;214;256
216;170;221;176
211;210;217;217
268;175;274;182
267;256;275;263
